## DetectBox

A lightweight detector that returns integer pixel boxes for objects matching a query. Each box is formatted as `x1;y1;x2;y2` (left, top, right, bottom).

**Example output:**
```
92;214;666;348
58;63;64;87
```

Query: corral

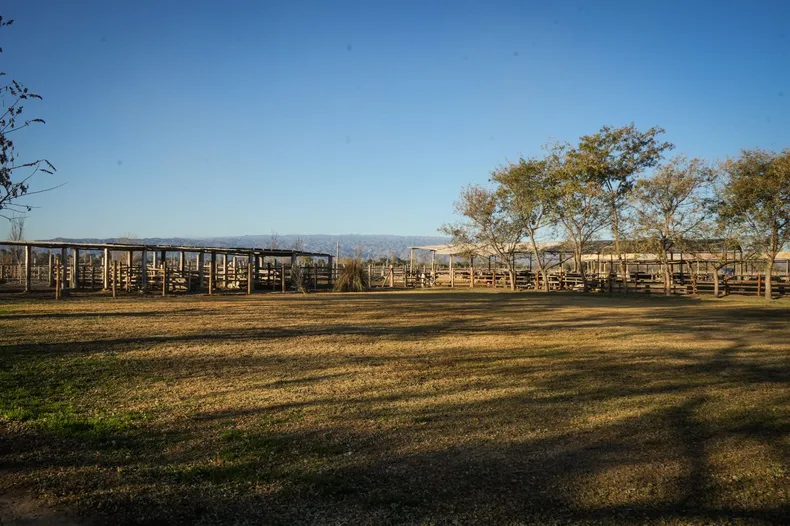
0;240;334;294
1;289;789;524
2;239;789;297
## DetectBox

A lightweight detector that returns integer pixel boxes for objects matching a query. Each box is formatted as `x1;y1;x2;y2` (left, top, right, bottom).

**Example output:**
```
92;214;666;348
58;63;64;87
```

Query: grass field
1;290;790;525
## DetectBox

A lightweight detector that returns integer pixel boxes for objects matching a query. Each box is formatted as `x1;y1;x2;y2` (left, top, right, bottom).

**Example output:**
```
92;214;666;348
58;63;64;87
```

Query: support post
281;262;286;292
179;251;185;272
55;261;61;299
327;255;334;285
24;245;32;292
254;254;260;289
140;249;148;290
127;250;133;291
59;248;66;291
103;248;110;289
247;253;254;295
450;256;454;288
48;251;55;287
162;260;168;296
197;252;205;292
222;253;228;289
112;261;118;298
72;248;80;289
209;252;216;295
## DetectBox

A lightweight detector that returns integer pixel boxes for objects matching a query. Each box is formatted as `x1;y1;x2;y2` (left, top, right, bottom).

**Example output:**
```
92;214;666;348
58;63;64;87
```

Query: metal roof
0;240;331;258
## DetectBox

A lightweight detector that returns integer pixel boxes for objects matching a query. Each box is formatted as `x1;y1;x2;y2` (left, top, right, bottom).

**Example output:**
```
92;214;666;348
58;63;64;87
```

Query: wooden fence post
24;245;32;292
197;252;205;292
55;262;61;300
208;254;214;295
162;261;168;296
72;248;80;290
103;248;110;290
112;261;118;298
247;254;254;295
127;250;133;291
48;252;55;287
139;249;147;291
281;262;286;292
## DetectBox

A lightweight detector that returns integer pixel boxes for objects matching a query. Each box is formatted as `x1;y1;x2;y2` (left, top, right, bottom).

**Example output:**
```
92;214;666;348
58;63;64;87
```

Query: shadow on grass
2;291;790;524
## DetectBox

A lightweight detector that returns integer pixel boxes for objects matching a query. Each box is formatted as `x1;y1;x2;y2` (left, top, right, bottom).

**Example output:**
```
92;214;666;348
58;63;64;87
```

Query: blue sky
3;0;789;240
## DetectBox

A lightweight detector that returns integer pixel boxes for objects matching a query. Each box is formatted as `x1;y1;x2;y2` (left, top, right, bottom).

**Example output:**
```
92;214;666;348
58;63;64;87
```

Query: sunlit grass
1;290;789;524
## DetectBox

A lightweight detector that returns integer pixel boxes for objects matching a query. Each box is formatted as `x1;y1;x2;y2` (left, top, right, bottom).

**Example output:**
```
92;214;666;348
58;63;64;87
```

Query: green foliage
577;123;674;203
719;149;790;299
548;144;610;286
334;258;369;292
490;147;563;290
440;184;524;289
719;149;790;257
629;156;713;293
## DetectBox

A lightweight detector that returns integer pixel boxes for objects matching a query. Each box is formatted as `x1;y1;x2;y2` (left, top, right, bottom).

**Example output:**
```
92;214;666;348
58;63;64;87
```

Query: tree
441;184;524;290
629;156;713;295
576;124;673;292
1;16;57;220
690;214;749;298
491;146;560;292
7;214;23;263
269;231;279;250
719;149;790;300
550;145;610;292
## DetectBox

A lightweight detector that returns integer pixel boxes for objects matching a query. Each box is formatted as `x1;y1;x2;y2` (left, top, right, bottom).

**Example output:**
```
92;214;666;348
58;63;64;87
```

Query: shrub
334;259;368;292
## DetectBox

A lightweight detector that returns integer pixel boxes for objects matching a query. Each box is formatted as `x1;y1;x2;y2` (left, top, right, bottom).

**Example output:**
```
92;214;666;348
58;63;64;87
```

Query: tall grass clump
334;258;369;292
291;263;308;293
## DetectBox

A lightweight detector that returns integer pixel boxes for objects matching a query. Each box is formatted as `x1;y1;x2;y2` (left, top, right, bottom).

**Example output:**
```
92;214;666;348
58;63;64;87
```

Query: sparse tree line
443;124;790;300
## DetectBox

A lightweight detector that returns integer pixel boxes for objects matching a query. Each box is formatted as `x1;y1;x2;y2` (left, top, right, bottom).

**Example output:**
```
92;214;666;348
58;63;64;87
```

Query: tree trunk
663;263;672;296
766;256;775;300
620;258;628;294
527;235;550;293
576;249;588;292
713;268;720;298
611;208;627;294
687;261;698;295
508;268;516;291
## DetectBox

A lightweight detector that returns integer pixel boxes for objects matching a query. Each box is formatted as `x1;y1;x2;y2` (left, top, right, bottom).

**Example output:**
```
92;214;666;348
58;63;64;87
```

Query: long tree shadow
2;292;790;523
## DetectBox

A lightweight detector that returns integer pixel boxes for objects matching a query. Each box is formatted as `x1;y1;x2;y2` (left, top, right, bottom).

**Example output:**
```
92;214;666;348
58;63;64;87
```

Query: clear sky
3;0;789;240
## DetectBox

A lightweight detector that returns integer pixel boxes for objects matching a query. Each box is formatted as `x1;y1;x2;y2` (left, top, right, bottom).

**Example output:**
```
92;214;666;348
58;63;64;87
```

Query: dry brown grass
1;289;790;525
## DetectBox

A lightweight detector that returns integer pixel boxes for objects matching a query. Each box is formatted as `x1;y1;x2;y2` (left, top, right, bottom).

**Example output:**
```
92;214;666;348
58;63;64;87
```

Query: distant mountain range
48;234;449;261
